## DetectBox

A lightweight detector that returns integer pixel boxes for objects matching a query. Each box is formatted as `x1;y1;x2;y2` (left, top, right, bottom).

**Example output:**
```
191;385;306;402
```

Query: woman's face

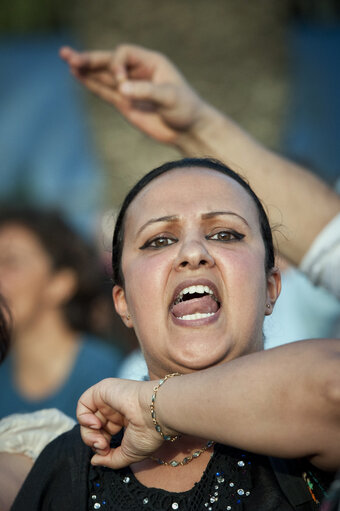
0;224;55;331
113;168;280;379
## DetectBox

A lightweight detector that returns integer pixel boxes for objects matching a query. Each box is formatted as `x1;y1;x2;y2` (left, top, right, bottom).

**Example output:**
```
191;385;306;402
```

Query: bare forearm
176;105;340;265
154;339;340;470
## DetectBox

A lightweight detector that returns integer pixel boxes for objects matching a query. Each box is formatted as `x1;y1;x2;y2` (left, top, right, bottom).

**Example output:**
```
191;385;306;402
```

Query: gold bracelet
150;372;180;442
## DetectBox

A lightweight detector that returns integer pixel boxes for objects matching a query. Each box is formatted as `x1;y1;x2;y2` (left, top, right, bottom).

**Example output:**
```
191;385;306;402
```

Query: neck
152;434;213;463
131;434;214;492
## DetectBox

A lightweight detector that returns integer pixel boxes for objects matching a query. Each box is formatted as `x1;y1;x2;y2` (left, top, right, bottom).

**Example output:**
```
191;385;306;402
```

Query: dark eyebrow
136;215;179;236
136;211;249;236
201;211;249;227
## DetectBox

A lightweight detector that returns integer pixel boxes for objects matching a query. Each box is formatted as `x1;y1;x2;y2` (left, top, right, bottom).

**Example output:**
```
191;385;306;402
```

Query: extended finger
60;46;114;71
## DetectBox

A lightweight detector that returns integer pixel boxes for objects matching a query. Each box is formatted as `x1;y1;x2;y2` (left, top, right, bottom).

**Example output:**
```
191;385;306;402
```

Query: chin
170;343;234;372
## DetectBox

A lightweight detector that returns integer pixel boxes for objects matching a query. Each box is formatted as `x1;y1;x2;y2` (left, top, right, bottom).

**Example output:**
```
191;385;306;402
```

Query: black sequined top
88;439;299;511
11;425;330;511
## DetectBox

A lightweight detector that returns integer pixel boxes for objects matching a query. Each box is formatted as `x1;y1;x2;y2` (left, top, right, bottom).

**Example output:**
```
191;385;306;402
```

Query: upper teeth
174;285;215;305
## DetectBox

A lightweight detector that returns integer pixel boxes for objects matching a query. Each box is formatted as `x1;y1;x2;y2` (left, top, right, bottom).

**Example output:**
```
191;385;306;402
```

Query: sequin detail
88;443;253;510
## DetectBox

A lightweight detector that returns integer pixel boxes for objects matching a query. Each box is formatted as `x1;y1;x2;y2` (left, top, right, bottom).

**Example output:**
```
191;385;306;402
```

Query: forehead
125;167;260;229
0;223;46;254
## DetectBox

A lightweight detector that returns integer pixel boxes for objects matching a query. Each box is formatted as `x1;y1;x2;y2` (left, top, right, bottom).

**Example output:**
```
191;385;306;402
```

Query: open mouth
170;284;221;321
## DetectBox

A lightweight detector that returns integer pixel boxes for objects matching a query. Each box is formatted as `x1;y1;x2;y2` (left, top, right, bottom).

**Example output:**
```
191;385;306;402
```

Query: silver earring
266;304;271;309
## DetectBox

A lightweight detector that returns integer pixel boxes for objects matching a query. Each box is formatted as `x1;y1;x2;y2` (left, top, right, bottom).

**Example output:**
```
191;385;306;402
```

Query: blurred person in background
0;206;123;420
0;295;10;366
0;294;31;511
0;294;76;511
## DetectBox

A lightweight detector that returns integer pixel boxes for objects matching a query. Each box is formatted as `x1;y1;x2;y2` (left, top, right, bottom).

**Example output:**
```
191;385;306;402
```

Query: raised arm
78;339;340;471
60;44;340;268
59;45;203;145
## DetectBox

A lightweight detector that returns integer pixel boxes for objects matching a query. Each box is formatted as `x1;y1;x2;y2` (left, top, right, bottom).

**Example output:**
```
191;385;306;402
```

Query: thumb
91;444;143;470
119;80;175;107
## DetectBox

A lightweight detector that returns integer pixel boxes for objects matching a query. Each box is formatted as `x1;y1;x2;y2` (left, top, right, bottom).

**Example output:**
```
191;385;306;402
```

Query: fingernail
93;442;101;449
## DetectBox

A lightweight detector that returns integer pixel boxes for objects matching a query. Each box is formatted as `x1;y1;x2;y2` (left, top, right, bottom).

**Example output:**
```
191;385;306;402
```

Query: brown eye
140;236;177;250
208;231;244;242
152;237;172;247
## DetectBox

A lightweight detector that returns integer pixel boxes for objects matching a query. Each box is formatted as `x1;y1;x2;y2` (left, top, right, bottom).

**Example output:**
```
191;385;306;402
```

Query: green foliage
0;0;68;33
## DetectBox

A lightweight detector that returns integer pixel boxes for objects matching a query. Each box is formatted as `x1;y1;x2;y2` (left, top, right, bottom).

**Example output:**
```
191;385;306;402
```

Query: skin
0;453;33;511
75;169;340;480
77;338;340;475
113;167;280;380
57;46;340;483
80;166;340;493
60;45;201;145
0;225;55;330
60;44;340;267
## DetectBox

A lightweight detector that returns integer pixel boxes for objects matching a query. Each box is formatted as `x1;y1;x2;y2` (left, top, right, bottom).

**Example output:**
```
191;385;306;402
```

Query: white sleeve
300;212;340;300
0;408;75;460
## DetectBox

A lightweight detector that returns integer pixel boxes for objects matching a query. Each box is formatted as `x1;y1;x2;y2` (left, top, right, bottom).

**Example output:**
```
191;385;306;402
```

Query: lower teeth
178;312;215;320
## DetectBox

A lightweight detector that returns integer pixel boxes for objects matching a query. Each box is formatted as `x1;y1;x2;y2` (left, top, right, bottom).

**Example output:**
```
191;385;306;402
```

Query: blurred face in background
0;223;55;331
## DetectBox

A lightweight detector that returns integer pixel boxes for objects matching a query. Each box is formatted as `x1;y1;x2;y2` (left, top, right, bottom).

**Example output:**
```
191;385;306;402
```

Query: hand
59;44;205;145
77;378;175;469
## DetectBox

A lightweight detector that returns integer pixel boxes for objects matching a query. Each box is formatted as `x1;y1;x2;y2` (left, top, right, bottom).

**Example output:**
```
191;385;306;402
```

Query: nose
174;238;215;271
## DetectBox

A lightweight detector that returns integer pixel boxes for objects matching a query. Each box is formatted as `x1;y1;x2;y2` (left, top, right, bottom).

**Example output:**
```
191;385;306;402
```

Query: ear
265;267;281;316
112;285;133;328
45;269;78;307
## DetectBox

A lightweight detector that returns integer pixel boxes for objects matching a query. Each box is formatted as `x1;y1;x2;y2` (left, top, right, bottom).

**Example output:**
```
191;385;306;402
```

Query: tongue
171;295;219;318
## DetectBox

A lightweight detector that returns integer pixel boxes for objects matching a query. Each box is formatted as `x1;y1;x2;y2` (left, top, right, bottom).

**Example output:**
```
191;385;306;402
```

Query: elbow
310;371;340;471
322;343;340;407
321;346;340;414
324;375;340;411
306;343;340;470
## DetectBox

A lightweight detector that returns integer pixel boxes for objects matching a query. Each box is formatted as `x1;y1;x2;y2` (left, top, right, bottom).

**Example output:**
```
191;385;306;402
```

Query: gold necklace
150;440;214;467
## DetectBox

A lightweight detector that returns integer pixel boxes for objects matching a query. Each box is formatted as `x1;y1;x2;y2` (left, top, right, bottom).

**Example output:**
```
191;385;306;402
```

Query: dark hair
112;158;275;287
0;206;104;333
0;295;11;364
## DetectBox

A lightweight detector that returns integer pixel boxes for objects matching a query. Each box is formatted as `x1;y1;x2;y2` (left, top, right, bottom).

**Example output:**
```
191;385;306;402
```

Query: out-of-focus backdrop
1;1;339;387
2;1;340;222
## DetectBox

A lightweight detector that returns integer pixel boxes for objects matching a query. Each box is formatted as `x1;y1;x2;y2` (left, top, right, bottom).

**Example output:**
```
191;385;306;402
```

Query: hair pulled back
112;158;275;287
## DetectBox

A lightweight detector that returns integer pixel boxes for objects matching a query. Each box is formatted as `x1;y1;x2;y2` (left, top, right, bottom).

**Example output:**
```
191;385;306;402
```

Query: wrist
138;380;155;427
150;373;181;441
139;378;179;441
174;103;227;155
